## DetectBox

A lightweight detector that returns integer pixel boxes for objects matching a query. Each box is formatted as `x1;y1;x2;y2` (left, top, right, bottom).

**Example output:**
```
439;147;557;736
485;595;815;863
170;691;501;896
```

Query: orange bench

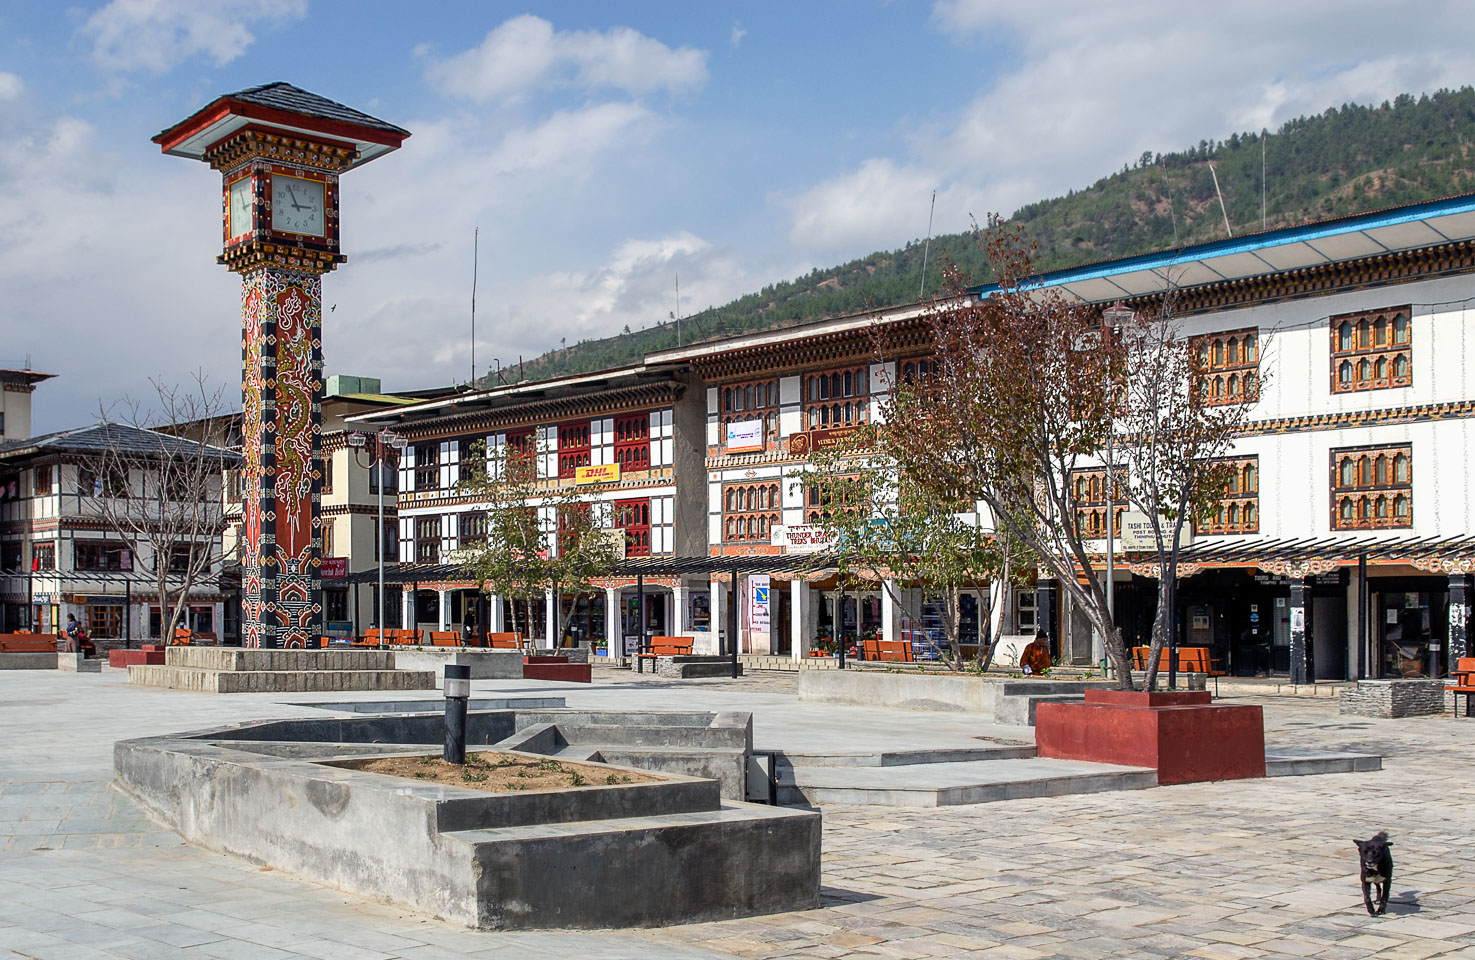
488;632;522;649
861;638;915;662
1132;645;1225;676
1446;656;1475;718
429;631;460;647
635;636;693;674
173;628;193;645
0;634;58;653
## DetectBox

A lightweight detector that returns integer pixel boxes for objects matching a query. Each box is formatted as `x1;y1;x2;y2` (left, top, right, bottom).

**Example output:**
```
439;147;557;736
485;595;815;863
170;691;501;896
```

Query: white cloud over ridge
81;0;307;73
0;73;21;102
788;0;1475;254
427;15;709;102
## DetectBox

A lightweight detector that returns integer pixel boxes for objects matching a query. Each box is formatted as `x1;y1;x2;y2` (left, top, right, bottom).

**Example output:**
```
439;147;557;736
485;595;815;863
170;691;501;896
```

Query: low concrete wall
1340;679;1450;718
392;649;523;682
0;652;59;670
57;653;101;673
798;669;1115;723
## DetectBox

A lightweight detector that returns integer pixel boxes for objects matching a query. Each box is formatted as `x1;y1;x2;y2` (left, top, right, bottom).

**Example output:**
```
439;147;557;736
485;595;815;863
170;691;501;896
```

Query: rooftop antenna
469;227;479;389
675;272;681;346
1208;161;1233;238
918;189;937;300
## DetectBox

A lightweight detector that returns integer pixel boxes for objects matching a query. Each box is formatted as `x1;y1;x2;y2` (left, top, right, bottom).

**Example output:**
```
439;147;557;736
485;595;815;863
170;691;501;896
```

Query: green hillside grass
496;87;1475;385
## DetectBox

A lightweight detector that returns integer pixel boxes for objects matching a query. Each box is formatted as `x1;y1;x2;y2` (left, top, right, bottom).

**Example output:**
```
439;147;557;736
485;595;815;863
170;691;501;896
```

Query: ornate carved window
1196;456;1259;535
719;379;779;449
614;497;651;557
805;473;864;523
1070;467;1126;539
557;421;591;478
1192;328;1259;405
459;511;487;545
803;366;870;429
722;481;780;543
413;442;439;490
415;516;441;563
613;413;650;471
1330;305;1412;394
1330;444;1411;530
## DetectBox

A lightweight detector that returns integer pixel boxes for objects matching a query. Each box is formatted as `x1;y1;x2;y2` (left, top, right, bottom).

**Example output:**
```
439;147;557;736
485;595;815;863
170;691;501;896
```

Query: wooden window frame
613;412;650;472
415;516;441;563
458;510;488;545
722;481;781;543
1070;467;1127;539
413;442;440;490
804;473;865;524
1192;327;1259;405
803;365;870;430
557;421;591;478
74;540;132;571
614;497;652;557
1195;456;1260;536
719;379;779;452
1330;305;1412;394
31;542;55;571
1330;443;1412;530
33;466;52;496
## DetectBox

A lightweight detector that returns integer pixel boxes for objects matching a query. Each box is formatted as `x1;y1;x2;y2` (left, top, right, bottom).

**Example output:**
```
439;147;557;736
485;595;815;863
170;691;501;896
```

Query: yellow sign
575;463;621;485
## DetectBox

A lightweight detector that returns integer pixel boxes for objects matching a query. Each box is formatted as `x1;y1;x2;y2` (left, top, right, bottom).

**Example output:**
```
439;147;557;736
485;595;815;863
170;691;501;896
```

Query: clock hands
285;183;304;211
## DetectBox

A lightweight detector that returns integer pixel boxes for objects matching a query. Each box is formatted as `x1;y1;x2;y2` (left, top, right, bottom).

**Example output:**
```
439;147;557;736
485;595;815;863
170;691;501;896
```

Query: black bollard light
443;664;470;765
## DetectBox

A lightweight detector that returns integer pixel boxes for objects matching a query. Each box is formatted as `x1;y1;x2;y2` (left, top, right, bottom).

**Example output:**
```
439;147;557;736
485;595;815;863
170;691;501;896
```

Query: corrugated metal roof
0;423;241;463
226;82;410;136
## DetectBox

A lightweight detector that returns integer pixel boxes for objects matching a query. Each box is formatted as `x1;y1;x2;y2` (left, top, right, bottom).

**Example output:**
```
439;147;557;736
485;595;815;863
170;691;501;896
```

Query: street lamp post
348;429;407;642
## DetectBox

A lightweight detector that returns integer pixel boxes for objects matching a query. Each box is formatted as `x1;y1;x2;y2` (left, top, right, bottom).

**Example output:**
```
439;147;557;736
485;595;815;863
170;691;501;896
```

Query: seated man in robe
1020;629;1052;676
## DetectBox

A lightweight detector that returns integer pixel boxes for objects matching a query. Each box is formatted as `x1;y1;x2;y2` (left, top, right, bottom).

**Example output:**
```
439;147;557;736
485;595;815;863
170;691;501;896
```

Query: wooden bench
1446;657;1475;717
429;631;460;647
860;637;915;662
488;632;522;649
635;635;693;673
0;634;58;653
1132;645;1225;676
173;628;193;645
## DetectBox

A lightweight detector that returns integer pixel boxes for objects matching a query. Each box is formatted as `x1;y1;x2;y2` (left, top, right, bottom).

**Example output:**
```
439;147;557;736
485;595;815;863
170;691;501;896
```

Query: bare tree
890;221;1258;689
80;374;237;642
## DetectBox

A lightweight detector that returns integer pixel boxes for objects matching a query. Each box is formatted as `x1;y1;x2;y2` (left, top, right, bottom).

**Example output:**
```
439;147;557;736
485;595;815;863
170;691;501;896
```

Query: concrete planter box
392;649;523;681
798;668;1114;723
1339;679;1449;718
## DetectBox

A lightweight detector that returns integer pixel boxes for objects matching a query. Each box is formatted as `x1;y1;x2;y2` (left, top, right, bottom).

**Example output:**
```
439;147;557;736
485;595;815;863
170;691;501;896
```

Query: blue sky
3;1;1473;430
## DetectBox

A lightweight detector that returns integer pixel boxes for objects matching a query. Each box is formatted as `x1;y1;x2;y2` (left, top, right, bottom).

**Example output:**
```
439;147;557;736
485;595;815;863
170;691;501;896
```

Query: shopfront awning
343;554;843;587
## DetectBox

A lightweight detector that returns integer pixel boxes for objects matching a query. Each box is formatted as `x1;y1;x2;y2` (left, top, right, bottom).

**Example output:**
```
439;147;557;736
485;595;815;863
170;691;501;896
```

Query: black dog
1354;832;1394;916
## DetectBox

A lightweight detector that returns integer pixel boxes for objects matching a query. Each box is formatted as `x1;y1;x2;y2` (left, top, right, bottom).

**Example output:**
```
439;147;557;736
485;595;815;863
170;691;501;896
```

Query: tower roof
153;82;409;168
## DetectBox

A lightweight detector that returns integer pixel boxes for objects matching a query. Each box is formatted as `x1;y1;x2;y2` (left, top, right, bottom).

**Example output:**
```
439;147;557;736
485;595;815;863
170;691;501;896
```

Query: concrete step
778;756;1157;807
773;743;1035;770
1265;750;1383;776
127;664;436;693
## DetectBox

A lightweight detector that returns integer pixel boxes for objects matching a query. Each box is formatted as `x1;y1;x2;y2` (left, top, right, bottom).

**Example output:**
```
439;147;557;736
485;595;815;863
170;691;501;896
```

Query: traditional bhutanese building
345;364;707;651
970;192;1475;681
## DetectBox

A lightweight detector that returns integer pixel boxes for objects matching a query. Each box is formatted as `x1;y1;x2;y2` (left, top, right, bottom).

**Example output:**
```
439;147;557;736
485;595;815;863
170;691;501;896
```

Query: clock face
271;174;326;238
227;176;253;240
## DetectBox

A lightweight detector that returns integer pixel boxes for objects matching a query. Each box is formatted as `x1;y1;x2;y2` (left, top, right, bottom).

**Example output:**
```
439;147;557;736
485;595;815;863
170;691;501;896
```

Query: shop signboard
748;575;770;633
575;463;621;485
321;557;347;579
1115;511;1193;552
771;524;834;553
787;424;872;457
725;419;766;454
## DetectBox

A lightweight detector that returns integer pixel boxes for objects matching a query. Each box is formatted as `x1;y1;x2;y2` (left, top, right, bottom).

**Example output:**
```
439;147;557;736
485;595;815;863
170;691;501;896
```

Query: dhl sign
575;463;621;485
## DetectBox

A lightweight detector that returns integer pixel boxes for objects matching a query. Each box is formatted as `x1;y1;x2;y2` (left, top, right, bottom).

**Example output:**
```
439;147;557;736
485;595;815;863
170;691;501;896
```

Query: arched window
1394;494;1409;519
1212;341;1224;365
1339;323;1353;351
723;388;732;412
1245;334;1258;362
1375;357;1388;381
725;518;734;539
1374;455;1387;485
1243;463;1257;492
843;402;852;424
1075;477;1087;501
1339;361;1352;384
1340;499;1354;522
843;371;853;397
1226;337;1239;364
1214;505;1225;527
1243;502;1256;528
1358;456;1370;485
1226;503;1239;526
1358;319;1371;348
1394;354;1409;378
1374;496;1388;519
831;404;841;425
820;405;830;426
1394;453;1409;483
1340;459;1356;487
1211;377;1222;398
1226;468;1239;494
903;362;915;381
1373;317;1386;345
831;373;842;398
1393;314;1409;343
1358;359;1371;382
1227;373;1239;398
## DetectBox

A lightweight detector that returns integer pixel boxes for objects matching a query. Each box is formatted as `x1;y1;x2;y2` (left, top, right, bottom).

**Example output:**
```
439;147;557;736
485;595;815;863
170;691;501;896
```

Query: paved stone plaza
2;668;1473;959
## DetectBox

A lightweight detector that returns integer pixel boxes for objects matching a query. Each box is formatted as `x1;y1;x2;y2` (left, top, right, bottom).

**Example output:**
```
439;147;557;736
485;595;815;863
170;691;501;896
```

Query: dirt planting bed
338;750;665;793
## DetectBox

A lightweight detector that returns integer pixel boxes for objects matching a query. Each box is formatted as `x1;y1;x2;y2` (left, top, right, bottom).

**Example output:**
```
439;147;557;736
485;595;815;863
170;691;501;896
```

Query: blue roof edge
969;192;1475;299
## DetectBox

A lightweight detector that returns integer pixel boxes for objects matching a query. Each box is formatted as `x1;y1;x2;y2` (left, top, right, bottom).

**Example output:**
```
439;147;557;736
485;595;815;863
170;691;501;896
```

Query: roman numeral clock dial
271;174;326;237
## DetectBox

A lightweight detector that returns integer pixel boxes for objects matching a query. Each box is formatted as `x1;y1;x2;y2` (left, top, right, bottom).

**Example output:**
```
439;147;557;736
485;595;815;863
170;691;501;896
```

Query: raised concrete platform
114;708;819;930
799;668;1113;722
127;646;435;693
391;648;523;681
57;652;101;673
0;651;59;670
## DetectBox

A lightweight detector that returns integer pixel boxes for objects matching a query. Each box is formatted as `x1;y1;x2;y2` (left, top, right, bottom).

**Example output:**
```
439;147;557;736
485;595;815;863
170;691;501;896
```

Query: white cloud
731;23;747;48
788;0;1475;255
81;0;308;73
428;14;708;102
486;102;657;177
0;73;21;101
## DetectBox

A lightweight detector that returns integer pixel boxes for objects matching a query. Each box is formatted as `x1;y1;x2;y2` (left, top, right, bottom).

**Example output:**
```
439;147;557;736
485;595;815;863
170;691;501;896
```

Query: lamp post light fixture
349;429;407;642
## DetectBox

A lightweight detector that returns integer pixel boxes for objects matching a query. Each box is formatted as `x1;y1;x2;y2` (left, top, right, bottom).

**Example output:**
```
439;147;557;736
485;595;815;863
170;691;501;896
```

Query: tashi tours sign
575;463;621;485
725;418;766;454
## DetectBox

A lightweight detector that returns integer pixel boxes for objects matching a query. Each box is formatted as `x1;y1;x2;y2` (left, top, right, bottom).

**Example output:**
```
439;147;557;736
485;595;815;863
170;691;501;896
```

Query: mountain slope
499;87;1475;385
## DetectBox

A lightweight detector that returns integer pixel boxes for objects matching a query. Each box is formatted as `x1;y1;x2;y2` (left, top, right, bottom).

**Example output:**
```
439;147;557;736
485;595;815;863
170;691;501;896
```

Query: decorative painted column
154;84;407;647
1449;574;1470;664
1288;579;1308;685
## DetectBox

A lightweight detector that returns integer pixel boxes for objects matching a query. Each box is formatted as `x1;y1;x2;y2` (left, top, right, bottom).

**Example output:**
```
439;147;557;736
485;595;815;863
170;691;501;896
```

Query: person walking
62;613;80;653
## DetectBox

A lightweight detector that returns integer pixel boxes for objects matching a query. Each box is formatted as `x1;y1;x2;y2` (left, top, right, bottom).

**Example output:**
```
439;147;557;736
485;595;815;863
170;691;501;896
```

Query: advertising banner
725;418;766;453
771;524;834;553
575;463;621;485
748;574;770;633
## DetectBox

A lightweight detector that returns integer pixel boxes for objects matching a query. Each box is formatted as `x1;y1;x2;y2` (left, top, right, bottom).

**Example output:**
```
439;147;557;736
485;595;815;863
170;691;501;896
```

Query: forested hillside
499;87;1475;386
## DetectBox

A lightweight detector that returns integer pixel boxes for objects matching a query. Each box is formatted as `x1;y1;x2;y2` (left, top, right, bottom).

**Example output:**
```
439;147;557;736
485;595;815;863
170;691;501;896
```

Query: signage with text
725;418;766;453
575;463;621;485
787;424;872;457
771;523;834;553
748;574;770;633
321;557;347;579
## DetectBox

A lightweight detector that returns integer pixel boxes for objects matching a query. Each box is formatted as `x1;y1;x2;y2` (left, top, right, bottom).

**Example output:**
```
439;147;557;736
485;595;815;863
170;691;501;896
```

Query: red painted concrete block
109;649;166;668
1035;688;1265;784
523;655;569;665
522;662;591;683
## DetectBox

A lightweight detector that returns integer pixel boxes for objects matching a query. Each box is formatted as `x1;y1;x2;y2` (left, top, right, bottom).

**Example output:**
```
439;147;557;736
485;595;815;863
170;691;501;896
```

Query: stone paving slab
0;668;1469;960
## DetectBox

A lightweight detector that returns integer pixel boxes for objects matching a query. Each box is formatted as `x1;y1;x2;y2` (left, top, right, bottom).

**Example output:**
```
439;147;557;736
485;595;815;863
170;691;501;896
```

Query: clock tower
154;83;409;648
